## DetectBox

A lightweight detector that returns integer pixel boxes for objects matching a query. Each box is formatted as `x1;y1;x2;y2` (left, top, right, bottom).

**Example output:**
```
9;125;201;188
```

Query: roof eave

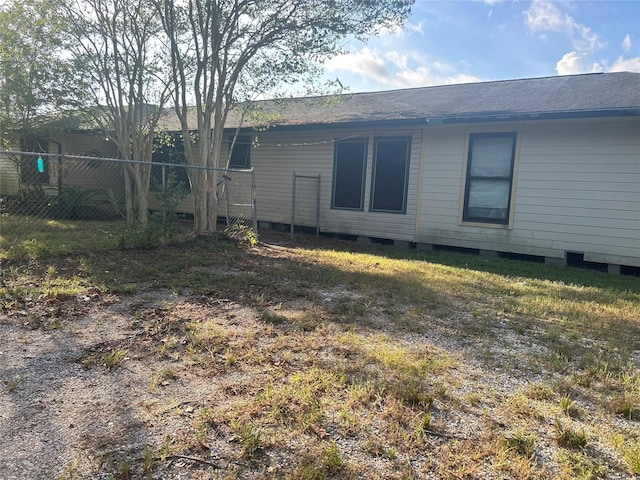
228;107;640;133
428;108;640;125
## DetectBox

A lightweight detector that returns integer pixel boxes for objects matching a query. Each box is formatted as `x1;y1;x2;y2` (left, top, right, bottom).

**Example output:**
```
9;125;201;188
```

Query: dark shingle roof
222;71;640;129
155;72;640;131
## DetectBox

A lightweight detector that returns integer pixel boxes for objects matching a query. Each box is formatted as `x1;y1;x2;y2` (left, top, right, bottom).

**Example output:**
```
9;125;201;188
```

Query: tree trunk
124;166;134;224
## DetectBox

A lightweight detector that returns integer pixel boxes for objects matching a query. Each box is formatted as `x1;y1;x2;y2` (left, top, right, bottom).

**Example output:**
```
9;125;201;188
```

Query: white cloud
324;48;481;89
405;20;425;36
622;34;632;53
555;51;603;75
609;56;640;73
524;0;567;33
325;48;389;79
524;0;602;53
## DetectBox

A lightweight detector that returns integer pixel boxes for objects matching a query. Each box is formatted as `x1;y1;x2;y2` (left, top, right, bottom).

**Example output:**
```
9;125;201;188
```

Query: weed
620;440;640;474
224;347;237;365
324;440;344;469
290;441;346;479
503;431;536;458
46;265;57;278
560;395;581;418
142;445;155;478
338;407;361;435
254;296;288;324
224;224;259;247
118;456;133;480
157;336;180;356
555;420;587;449
192;407;216;447
149;368;177;390
611;393;639;421
5;373;25;393
103;348;128;370
56;462;78;480
230;419;263;458
258;307;288;324
556;449;605;479
415;412;432;437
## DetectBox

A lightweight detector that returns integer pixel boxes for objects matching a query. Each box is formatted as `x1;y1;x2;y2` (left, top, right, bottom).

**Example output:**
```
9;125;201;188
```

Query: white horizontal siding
0;156;20;196
417;117;640;266
517;179;639;192
252;126;421;241
56;132;124;199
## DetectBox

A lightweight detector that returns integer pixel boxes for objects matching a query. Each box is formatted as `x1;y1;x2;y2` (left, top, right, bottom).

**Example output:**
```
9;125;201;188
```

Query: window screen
229;136;251;169
370;137;411;213
463;133;516;224
332;138;367;210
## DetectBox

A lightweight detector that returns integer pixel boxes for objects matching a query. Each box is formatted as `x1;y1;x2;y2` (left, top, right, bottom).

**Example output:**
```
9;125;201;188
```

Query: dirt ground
1;234;638;479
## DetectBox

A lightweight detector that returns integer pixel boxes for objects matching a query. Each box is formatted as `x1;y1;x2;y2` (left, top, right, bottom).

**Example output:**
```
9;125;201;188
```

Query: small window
463;132;516;224
332;138;367;210
370;137;411;213
229;135;251;169
151;134;190;192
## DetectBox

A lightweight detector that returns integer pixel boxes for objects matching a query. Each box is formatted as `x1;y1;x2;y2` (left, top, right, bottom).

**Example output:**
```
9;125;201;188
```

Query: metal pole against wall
161;163;166;227
291;172;321;240
251;169;258;232
291;172;297;240
315;175;321;237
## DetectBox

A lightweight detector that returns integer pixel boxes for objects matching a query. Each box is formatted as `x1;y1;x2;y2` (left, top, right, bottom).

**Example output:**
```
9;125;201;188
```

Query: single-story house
217;71;639;272
3;71;639;271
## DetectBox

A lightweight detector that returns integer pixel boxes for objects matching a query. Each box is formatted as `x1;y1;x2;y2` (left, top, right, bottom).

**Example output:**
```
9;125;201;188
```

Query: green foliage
141;445;155;479
156;0;412;234
289;441;347;479
0;0;83;146
224;223;259;247
153;172;189;238
0;215;119;260
504;431;537;458
5;374;26;393
116;174;189;249
230;419;263;458
117;221;163;250
620;439;640;474
555;420;588;449
54;185;100;220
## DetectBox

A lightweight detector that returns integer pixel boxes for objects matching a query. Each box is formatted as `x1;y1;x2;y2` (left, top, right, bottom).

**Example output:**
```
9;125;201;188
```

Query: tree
63;0;172;227
0;0;82;149
156;0;414;234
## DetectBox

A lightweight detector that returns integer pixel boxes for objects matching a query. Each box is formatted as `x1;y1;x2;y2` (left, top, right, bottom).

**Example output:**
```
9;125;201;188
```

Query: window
370;137;411;213
229;135;251;169
151;134;190;192
463;132;517;224
332;138;367;210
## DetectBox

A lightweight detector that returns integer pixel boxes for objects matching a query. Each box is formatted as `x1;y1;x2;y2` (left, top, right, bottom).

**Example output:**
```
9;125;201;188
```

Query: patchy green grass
0;215;121;260
1;226;640;479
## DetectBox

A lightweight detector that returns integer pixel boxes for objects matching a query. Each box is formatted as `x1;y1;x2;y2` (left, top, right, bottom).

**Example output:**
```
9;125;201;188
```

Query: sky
322;0;640;93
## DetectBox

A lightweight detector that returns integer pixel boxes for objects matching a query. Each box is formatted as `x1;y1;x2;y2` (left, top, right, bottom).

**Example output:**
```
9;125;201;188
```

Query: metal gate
290;172;320;239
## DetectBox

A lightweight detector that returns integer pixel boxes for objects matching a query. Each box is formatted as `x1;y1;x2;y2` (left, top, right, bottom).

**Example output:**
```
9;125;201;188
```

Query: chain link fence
0;150;256;246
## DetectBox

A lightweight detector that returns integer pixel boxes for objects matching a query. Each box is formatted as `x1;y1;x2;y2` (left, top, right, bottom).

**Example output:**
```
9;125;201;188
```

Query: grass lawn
1;216;639;479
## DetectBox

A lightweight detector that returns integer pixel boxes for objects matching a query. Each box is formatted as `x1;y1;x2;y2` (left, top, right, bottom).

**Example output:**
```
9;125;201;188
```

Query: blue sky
323;0;640;92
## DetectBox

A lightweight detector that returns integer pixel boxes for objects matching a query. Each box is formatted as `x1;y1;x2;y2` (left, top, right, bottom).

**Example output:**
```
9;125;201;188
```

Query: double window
331;136;411;213
463;132;516;225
